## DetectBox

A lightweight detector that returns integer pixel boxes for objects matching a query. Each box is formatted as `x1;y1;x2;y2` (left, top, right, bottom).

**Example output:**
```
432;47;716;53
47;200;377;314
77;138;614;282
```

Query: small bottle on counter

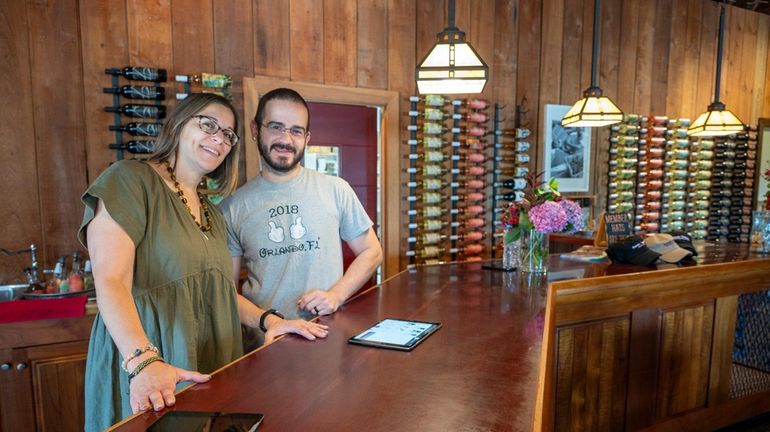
83;260;95;291
68;251;85;292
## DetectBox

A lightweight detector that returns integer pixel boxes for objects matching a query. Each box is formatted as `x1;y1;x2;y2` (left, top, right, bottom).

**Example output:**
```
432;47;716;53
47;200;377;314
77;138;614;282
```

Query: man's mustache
270;143;296;153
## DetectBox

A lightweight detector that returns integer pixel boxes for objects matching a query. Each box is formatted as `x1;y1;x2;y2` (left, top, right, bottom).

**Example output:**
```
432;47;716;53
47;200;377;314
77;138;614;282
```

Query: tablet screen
146;411;263;432
348;318;441;351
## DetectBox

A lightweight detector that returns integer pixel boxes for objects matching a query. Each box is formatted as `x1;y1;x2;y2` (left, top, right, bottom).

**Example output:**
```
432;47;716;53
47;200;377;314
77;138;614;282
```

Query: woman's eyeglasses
191;115;239;146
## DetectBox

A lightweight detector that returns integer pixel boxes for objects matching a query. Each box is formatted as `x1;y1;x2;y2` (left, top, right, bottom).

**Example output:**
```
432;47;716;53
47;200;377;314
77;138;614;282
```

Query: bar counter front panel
112;243;770;432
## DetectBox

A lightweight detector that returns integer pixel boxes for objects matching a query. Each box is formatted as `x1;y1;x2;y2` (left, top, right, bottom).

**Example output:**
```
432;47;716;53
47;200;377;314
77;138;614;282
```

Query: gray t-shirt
221;167;373;320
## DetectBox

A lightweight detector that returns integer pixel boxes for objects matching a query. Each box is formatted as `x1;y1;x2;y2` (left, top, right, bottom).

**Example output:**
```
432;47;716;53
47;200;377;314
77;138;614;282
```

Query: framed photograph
543;104;591;192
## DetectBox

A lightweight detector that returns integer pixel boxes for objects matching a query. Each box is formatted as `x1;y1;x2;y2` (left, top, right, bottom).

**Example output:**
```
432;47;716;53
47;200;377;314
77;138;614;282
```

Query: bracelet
259;309;284;332
127;355;164;383
121;342;159;372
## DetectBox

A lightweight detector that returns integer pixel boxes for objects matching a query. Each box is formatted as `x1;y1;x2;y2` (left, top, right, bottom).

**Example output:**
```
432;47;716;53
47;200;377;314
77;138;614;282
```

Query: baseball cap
667;231;697;256
606;235;661;266
644;233;693;263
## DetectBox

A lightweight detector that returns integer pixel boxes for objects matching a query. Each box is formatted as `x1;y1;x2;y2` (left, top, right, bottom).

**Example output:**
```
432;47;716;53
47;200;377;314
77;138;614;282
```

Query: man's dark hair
254;88;310;132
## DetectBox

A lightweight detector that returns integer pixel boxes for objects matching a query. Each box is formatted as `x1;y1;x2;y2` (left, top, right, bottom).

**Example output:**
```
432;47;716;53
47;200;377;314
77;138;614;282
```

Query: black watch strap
259;309;284;332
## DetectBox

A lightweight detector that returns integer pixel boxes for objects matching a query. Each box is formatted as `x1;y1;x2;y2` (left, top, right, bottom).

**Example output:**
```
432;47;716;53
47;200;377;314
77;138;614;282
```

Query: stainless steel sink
0;284;29;302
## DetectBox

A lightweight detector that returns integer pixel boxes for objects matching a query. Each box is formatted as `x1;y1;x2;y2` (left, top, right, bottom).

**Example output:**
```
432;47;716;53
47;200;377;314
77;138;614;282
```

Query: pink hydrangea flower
559;199;584;233
528;201;568;234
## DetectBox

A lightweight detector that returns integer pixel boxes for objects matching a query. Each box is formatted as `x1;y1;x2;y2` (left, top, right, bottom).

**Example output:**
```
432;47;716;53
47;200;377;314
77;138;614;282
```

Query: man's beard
257;136;305;173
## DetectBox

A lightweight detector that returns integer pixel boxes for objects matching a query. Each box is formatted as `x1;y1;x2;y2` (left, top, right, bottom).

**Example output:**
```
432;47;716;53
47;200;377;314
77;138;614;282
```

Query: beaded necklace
164;160;212;232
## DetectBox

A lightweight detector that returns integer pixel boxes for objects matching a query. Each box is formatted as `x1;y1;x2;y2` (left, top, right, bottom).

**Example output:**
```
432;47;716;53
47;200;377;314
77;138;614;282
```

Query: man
221;88;383;342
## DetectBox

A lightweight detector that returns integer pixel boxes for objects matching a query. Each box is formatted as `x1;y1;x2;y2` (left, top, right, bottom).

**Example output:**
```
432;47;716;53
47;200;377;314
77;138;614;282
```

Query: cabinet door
0;347;36;432
27;341;88;432
0;341;88;432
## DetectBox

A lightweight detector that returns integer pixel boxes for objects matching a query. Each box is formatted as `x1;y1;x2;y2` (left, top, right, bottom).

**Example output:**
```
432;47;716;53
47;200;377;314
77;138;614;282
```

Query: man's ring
314;306;320;314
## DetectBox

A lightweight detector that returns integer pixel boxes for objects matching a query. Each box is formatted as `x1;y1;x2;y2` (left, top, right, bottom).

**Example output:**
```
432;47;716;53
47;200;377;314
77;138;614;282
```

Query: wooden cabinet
0;316;92;432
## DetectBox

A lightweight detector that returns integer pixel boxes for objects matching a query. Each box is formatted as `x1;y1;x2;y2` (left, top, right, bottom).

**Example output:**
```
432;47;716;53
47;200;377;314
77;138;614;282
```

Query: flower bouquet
502;172;584;273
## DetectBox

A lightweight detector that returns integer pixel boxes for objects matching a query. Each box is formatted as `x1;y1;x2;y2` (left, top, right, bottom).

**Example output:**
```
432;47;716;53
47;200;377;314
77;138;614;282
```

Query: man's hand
263;316;329;344
297;289;345;316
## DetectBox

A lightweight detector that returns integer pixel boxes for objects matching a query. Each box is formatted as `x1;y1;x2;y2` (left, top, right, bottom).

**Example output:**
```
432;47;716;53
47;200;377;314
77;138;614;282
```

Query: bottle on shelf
83;260;95;291
108;140;156;154
67;251;85;292
103;85;165;100
105;104;166;119
493;179;527;190
405;192;485;204
109;122;163;137
53;256;68;294
407;231;485;246
175;73;233;88
105;66;167;82
405;165;486;177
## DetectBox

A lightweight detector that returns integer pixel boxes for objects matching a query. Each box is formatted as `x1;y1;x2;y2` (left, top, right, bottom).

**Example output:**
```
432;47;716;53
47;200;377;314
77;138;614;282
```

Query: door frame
243;76;400;279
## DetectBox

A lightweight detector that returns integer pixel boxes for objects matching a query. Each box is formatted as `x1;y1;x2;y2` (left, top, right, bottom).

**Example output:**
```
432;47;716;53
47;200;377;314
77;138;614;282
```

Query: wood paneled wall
2;0;769;281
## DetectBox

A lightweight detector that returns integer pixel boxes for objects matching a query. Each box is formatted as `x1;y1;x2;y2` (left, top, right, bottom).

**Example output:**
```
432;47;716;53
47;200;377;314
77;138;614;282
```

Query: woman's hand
264;318;329;345
129;361;211;413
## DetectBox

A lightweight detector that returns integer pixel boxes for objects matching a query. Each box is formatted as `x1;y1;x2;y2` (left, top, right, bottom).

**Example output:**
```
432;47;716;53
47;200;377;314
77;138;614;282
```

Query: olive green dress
78;160;243;432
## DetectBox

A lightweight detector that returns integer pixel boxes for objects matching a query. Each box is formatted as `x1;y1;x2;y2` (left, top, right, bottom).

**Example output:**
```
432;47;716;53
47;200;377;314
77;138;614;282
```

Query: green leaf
519;212;533;230
505;227;521;243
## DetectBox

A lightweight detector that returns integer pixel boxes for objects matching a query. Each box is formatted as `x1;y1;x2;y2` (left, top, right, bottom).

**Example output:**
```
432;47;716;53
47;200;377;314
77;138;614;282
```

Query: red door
305;102;378;284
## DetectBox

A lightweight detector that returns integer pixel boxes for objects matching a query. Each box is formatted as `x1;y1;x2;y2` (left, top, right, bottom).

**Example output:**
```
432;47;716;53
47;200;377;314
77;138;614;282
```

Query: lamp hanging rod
590;0;601;89
447;0;456;29
713;3;726;103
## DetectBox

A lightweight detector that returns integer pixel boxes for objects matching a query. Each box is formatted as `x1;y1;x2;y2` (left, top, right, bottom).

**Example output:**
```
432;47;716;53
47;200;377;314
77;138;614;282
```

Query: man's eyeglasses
261;122;307;139
191;115;239;147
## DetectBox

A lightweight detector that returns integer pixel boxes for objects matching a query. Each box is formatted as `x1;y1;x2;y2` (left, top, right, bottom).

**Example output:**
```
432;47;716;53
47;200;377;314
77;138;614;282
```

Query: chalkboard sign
604;213;632;244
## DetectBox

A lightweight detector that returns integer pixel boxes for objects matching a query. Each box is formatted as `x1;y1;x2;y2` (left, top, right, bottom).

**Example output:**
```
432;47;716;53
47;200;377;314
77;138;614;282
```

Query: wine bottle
108;140;155;154
493;179;526;190
109;122;162;137
495;128;531;139
106;66;167;82
104;85;165;100
175;73;233;88
494;192;525;202
105;104;166;119
407;231;485;245
406;151;453;163
405;192;485;204
405;165;486;177
405;137;445;148
406;179;486;191
408;95;450;107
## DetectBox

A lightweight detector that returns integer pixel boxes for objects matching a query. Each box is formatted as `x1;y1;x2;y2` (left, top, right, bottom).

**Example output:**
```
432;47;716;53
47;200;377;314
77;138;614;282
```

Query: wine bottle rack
175;72;233;102
606;115;757;242
490;103;531;260
403;95;492;267
104;66;167;160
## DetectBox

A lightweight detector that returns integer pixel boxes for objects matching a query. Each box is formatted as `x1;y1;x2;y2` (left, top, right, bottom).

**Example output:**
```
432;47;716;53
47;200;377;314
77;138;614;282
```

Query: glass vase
501;239;520;271
520;228;549;274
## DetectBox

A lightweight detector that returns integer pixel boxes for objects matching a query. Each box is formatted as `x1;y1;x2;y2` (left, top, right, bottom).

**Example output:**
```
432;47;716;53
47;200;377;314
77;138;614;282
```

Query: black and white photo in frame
543;104;591;192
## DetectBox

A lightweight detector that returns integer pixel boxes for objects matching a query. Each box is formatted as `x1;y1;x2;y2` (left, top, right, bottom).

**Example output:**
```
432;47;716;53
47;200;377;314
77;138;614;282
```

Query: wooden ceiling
723;0;770;15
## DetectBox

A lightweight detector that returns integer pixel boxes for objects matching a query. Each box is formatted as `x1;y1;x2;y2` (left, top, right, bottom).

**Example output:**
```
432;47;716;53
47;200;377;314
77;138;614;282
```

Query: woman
80;93;328;431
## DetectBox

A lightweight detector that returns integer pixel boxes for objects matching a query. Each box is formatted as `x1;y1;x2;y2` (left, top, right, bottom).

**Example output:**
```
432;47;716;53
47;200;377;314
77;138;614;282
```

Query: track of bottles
607;114;757;241
404;95;532;267
104;67;233;160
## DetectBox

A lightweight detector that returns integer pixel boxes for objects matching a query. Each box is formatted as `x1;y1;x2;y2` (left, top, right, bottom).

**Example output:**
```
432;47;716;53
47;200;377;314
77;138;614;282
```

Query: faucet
1;244;39;284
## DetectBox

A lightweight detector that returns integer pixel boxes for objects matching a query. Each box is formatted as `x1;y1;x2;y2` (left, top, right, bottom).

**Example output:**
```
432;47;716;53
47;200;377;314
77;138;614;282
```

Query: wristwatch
259;309;285;332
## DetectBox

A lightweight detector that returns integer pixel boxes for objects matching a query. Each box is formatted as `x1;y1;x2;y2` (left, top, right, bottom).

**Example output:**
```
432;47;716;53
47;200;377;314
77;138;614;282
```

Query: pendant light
687;3;744;137
415;0;488;94
561;0;623;127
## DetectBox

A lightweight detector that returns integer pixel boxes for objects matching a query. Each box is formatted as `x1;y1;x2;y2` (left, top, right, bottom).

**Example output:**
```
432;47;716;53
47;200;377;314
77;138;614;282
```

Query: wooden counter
110;242;770;431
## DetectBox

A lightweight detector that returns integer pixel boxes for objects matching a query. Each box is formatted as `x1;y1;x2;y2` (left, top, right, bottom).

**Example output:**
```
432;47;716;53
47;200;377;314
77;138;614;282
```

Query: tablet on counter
348;318;441;351
146;411;263;431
